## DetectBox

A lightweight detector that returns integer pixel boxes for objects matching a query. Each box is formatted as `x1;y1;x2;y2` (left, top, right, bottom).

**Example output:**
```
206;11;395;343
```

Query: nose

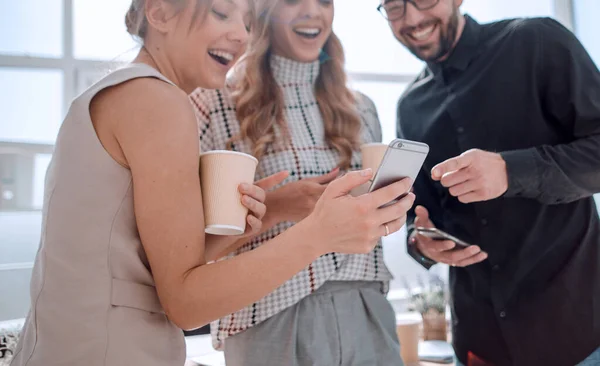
403;2;427;27
227;16;249;45
299;0;321;19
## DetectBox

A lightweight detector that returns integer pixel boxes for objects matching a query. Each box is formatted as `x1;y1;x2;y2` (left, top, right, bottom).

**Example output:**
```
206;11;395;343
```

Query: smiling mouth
405;23;438;42
293;27;322;39
208;49;234;66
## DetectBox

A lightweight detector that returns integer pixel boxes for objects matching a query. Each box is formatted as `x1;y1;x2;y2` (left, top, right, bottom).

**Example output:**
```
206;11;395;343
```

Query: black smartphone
415;227;472;249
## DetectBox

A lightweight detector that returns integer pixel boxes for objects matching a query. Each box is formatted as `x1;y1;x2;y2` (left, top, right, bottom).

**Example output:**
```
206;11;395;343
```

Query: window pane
0;68;63;144
0;212;41;264
0;0;63;57
335;0;557;76
574;0;600;67
462;0;555;23
350;81;409;144
334;2;424;75
73;0;139;61
33;154;52;209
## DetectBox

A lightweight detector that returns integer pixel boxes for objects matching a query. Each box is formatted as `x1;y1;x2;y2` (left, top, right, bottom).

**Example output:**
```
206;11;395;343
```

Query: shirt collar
270;54;320;86
428;15;482;77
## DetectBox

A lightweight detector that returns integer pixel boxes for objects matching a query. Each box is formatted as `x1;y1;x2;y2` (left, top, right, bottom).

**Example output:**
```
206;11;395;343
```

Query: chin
294;51;322;63
201;76;227;90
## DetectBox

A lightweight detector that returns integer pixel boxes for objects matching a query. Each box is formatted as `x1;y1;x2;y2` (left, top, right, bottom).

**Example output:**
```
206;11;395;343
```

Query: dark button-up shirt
397;15;600;366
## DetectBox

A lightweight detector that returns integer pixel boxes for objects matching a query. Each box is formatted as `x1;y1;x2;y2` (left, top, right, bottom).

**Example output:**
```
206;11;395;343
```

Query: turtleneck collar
270;54;320;85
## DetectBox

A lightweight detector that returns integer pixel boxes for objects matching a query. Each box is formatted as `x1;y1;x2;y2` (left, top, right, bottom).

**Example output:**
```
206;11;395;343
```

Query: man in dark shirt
377;0;600;365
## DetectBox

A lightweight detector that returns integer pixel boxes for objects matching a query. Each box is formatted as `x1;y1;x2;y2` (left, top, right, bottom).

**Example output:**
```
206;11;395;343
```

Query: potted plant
403;274;449;341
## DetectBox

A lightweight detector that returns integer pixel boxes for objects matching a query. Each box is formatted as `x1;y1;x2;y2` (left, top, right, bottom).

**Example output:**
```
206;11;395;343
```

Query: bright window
573;0;600;66
0;69;64;144
350;81;409;144
0;0;63;58
462;0;554;22
73;0;139;61
333;2;424;75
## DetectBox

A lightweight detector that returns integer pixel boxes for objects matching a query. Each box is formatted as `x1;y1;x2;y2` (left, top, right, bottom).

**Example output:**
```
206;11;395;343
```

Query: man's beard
408;6;460;62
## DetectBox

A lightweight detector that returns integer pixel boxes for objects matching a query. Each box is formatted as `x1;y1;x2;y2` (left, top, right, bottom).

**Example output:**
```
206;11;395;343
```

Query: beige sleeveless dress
10;64;186;366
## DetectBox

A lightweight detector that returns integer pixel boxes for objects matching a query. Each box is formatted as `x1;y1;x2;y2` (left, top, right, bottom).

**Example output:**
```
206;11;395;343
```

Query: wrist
291;215;327;258
407;238;437;267
265;194;288;225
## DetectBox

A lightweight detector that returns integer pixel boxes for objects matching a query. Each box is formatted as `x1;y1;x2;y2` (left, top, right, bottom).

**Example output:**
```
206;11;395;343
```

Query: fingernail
240;183;250;191
360;168;372;177
242;196;251;204
432;168;440;178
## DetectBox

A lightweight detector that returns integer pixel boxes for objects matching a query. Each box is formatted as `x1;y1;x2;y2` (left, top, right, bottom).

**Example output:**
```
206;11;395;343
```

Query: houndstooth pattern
189;55;393;350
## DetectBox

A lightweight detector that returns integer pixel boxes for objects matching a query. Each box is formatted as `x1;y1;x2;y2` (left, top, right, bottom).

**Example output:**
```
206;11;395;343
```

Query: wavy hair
227;0;362;170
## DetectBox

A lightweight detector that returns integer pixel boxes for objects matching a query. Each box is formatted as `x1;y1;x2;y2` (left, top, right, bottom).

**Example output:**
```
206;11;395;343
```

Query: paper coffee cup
396;313;423;365
351;142;389;196
200;150;258;236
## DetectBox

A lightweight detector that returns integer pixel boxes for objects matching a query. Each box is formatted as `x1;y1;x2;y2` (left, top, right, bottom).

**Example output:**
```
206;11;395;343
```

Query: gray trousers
224;281;404;366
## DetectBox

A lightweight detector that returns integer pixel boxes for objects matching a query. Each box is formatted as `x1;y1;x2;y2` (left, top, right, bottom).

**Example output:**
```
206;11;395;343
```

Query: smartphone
415;227;472;248
368;138;429;205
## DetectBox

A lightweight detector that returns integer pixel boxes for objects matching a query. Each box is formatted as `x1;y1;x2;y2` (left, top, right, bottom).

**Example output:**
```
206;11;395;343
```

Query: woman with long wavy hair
189;0;410;364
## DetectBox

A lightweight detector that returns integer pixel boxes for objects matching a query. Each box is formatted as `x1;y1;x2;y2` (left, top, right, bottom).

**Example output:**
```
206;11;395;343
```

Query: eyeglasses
377;0;441;21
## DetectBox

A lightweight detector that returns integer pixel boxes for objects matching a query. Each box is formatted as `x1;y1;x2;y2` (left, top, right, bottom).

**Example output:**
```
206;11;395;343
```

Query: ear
145;0;178;34
455;0;464;7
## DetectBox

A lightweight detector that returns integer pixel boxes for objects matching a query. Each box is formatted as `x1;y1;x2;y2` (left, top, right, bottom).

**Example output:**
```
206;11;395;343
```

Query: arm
111;79;415;330
113;81;326;329
500;18;600;204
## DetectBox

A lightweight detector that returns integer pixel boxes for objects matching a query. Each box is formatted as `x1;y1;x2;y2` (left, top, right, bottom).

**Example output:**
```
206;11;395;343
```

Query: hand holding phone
415;227;472;249
368;139;429;206
410;206;488;267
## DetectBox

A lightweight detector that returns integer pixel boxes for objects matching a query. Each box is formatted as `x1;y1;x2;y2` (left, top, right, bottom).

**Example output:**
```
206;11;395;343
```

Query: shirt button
457;126;465;133
499;311;507;318
481;218;488;226
493;265;501;271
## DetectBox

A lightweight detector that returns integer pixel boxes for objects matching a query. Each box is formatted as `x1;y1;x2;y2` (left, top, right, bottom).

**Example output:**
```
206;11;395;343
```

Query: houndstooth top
189;55;394;350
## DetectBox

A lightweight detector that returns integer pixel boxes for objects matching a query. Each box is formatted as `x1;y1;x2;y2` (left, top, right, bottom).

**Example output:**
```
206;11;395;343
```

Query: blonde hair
228;0;362;170
125;0;213;42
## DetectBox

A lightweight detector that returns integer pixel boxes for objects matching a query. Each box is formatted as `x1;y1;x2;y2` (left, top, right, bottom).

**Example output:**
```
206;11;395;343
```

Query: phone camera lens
397;142;403;148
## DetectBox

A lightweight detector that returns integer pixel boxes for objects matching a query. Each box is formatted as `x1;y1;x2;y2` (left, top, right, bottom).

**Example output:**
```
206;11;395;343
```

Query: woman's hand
263;168;340;227
204;171;289;261
239;171;290;237
303;170;417;256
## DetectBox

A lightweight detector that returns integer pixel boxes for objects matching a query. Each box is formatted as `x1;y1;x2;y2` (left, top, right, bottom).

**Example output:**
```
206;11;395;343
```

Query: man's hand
432;149;508;203
410;206;488;267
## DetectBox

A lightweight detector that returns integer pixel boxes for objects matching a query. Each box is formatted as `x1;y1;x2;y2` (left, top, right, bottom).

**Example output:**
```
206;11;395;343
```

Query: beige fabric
10;64;186;366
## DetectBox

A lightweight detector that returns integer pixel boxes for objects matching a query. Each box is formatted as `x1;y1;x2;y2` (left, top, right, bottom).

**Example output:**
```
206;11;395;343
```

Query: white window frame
0;0;575;122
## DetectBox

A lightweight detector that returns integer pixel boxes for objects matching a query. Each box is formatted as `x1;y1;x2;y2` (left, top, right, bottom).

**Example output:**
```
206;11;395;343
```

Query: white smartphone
415;227;472;248
368;138;429;205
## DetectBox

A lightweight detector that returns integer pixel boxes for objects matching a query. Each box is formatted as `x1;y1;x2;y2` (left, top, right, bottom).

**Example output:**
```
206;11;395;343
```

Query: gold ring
384;224;390;236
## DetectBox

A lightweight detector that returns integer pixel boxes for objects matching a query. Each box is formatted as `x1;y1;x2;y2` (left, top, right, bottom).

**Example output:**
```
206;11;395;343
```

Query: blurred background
1;0;599;322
